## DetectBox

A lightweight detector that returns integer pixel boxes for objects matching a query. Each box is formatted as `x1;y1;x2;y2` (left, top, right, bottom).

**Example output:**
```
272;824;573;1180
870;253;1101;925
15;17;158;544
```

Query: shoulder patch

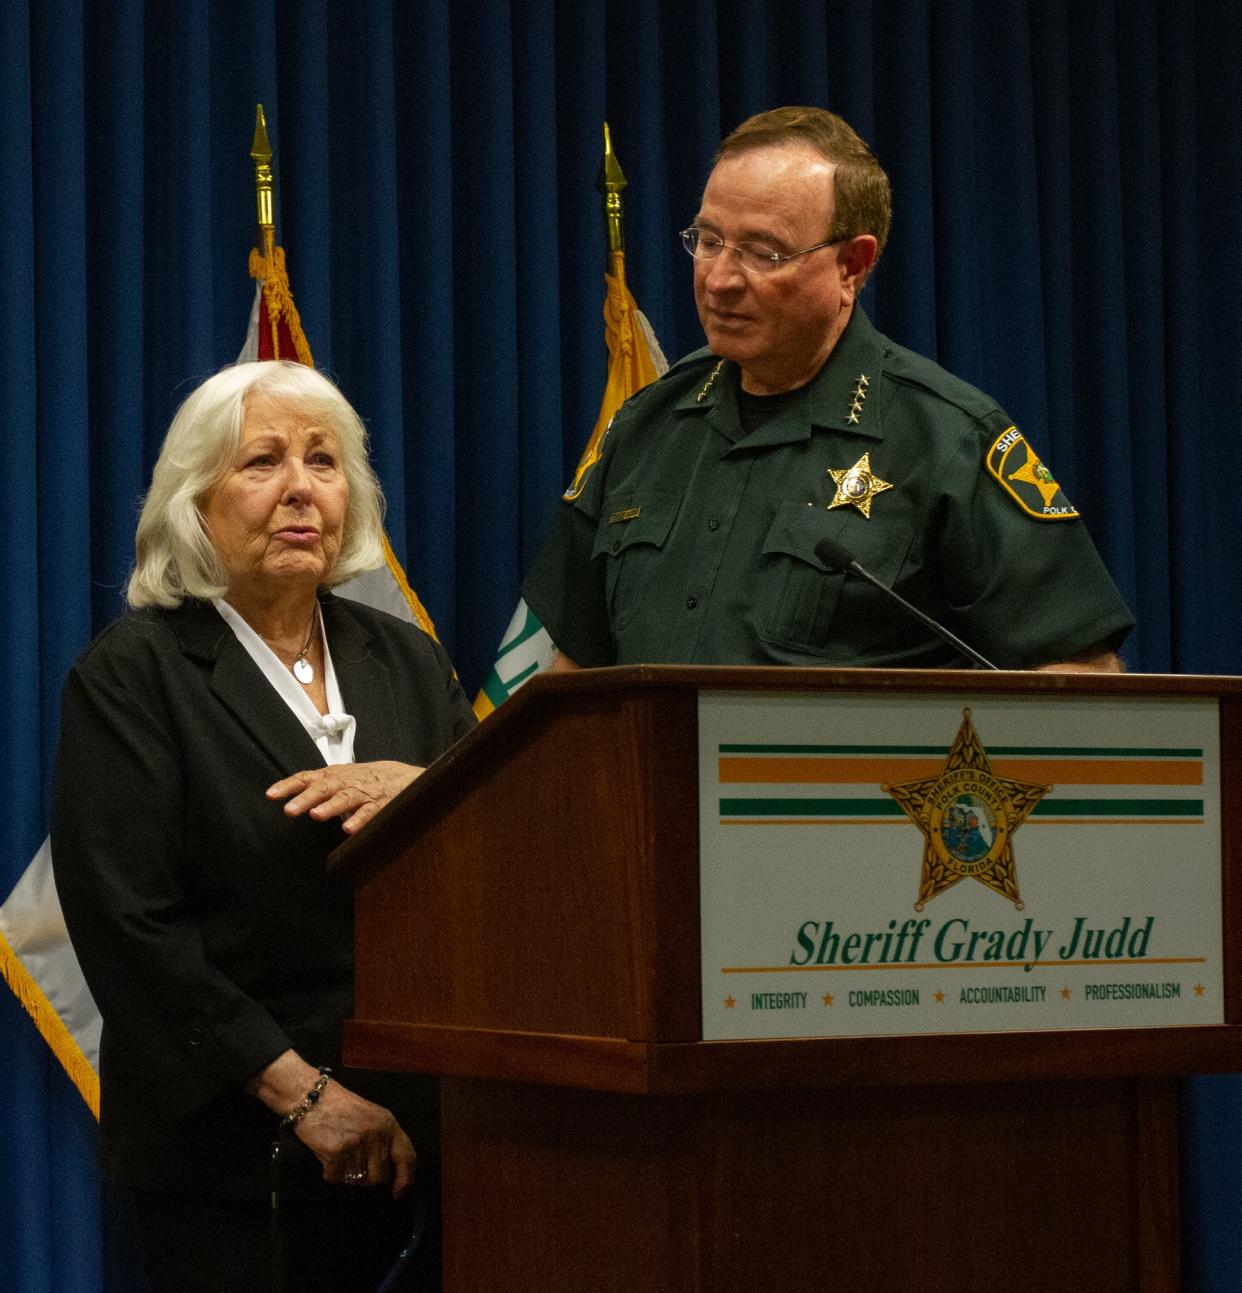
985;426;1079;521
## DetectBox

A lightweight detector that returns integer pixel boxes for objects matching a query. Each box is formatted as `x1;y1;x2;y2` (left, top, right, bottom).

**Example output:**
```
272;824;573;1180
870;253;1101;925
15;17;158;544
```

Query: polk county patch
986;426;1079;520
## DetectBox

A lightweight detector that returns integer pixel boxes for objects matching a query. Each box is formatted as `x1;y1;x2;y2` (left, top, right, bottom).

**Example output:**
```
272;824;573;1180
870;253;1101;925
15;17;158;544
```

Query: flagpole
600;121;627;257
251;106;277;263
250;105;280;357
243;105;440;638
470;123;666;719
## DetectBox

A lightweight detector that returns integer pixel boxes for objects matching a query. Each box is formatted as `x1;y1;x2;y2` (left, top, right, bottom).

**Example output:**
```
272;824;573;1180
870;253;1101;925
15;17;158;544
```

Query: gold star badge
827;452;892;518
883;709;1051;910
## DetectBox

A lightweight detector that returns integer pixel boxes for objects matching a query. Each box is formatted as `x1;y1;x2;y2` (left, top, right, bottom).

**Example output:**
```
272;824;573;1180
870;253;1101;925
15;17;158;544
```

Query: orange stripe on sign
718;757;1203;786
997;759;1202;786
719;757;939;783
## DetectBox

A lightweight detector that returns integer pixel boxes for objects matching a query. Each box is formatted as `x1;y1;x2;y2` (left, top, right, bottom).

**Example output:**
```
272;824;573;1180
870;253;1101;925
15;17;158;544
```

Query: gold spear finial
598;122;628;254
250;104;275;260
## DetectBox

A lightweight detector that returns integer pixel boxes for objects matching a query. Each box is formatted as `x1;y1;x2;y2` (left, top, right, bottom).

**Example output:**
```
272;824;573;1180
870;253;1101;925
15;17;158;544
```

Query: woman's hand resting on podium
267;761;425;834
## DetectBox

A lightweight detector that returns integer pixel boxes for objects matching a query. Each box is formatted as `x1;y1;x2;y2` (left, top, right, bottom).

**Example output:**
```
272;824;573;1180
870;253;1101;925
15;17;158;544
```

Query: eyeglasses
679;226;844;276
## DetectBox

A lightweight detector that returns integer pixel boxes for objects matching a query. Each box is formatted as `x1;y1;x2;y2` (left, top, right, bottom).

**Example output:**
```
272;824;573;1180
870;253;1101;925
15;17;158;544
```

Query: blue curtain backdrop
3;1;1240;1288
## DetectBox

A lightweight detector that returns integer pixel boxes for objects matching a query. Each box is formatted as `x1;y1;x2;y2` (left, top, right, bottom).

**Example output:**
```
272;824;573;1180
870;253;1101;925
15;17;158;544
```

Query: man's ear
840;234;879;298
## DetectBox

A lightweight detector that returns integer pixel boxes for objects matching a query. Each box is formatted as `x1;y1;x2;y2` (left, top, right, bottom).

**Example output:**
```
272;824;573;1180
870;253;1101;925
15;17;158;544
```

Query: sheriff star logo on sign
882;709;1051;910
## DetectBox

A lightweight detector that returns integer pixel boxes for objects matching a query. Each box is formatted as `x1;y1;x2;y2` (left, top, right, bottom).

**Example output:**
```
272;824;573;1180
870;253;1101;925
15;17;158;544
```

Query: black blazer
51;593;475;1199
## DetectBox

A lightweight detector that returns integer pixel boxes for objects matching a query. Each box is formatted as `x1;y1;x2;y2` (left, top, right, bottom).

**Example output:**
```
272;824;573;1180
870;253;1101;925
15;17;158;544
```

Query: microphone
814;535;1000;671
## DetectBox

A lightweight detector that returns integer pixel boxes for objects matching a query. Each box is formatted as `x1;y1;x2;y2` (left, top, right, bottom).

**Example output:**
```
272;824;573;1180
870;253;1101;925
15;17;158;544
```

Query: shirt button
686;596;698;610
707;517;720;531
187;1026;204;1046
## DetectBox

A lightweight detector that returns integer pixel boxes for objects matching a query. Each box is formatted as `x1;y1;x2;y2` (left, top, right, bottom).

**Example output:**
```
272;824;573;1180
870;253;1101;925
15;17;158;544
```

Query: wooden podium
332;667;1242;1292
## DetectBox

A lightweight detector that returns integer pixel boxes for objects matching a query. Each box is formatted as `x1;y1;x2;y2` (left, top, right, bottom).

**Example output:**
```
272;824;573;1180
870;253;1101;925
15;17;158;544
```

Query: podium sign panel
699;690;1222;1041
337;668;1242;1291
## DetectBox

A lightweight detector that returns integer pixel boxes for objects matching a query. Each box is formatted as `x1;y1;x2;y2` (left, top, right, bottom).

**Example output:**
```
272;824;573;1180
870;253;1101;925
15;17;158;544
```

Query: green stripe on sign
719;798;905;816
718;743;1203;758
1031;799;1203;817
720;744;949;755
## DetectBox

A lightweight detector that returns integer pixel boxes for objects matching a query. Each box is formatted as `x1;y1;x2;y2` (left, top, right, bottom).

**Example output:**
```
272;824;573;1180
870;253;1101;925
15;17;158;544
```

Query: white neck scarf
212;598;357;766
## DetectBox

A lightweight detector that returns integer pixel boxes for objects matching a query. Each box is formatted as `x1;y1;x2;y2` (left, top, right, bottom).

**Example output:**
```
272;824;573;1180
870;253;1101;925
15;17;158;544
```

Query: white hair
127;361;386;608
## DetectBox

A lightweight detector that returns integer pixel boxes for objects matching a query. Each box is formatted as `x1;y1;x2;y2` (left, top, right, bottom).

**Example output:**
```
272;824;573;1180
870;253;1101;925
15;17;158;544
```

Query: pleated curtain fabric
2;3;1240;1288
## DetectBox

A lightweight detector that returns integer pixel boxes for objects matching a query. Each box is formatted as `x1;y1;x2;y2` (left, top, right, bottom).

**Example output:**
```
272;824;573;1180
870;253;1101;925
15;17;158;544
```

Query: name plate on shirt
698;691;1223;1041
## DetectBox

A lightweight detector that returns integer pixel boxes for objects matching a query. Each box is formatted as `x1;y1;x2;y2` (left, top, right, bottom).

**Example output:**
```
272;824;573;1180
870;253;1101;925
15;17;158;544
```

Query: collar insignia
883;709;1051;910
846;372;870;425
696;359;725;403
827;451;892;518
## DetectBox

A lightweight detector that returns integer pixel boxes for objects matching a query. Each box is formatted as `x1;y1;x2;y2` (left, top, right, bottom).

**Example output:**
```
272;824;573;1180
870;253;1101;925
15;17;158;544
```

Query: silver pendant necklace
283;605;319;685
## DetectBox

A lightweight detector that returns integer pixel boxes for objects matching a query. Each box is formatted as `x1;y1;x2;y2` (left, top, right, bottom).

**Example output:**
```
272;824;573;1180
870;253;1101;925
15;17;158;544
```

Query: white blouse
212;598;357;766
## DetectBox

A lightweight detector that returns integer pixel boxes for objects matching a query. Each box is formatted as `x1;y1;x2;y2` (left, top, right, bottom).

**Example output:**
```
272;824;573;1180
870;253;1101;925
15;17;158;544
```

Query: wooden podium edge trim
344;1018;1242;1096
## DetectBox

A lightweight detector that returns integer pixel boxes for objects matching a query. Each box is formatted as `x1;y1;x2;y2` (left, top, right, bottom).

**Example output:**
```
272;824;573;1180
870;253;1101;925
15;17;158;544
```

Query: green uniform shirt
522;307;1134;670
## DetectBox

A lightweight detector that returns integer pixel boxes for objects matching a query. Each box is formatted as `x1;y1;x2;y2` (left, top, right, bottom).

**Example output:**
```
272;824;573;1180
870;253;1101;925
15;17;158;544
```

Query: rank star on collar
846;372;870;425
827;451;892;518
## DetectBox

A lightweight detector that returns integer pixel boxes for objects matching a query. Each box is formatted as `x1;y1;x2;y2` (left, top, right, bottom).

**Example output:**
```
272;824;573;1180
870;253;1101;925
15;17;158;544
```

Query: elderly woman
51;361;473;1291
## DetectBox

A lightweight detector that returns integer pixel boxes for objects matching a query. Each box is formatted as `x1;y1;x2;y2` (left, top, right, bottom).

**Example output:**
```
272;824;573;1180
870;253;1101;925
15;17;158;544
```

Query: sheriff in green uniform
523;107;1133;672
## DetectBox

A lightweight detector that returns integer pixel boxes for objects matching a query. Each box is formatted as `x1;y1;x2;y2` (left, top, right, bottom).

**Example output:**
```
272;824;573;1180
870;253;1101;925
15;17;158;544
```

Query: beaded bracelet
279;1066;331;1130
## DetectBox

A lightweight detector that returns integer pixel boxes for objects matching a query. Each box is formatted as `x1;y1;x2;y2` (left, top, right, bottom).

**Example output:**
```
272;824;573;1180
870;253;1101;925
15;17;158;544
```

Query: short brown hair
716;107;892;267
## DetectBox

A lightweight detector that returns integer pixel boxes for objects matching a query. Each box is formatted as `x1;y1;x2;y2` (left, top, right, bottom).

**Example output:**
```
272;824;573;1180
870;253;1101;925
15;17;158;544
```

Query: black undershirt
737;385;806;436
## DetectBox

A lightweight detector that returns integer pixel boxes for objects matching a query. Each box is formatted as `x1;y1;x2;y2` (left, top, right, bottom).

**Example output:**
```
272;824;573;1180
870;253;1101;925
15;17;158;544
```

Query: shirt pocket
591;491;681;633
754;501;861;657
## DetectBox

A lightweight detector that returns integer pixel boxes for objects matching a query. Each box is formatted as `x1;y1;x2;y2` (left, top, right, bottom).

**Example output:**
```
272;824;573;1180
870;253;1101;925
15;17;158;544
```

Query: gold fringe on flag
564;249;664;500
0;930;99;1117
248;246;315;366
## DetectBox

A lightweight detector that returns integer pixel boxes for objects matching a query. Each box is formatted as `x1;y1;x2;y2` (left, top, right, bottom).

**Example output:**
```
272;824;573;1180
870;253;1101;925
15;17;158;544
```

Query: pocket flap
591;491;681;560
761;501;844;568
762;501;892;572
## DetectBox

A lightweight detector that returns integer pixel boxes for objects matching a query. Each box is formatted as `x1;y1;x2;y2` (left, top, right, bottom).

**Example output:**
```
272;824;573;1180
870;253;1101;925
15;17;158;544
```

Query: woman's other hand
295;1080;417;1198
249;1052;416;1198
266;761;423;834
